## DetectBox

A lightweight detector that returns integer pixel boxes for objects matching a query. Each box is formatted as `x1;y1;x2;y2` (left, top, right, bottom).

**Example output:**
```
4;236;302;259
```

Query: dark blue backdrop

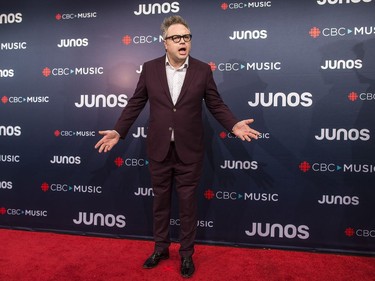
1;0;374;255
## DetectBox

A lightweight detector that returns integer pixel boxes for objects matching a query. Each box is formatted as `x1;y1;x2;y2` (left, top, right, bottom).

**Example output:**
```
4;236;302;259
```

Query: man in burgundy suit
95;15;260;278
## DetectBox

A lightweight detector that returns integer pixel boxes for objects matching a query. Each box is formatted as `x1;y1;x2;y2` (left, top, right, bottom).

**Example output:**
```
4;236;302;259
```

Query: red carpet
1;229;374;281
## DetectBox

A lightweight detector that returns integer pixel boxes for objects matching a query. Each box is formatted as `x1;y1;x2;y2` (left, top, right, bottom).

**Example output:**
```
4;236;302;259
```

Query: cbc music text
134;2;179;15
170;219;214;228
73;212;126;228
74;94;128;108
46;67;104;76
248;92;313;107
0;155;20;163
224;2;272;9
3;96;49;104
1;42;27;50
317;0;372;5
5;209;47;217
47;184;102;193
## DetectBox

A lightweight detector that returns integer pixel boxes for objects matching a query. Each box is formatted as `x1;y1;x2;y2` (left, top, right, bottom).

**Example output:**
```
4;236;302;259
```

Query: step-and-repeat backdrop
1;0;374;255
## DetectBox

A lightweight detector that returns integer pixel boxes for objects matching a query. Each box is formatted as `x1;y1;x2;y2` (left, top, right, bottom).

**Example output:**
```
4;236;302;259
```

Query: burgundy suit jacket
114;55;239;164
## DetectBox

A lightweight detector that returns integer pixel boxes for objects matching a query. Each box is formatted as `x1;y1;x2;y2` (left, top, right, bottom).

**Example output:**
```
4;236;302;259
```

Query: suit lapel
177;57;196;105
156;55;174;104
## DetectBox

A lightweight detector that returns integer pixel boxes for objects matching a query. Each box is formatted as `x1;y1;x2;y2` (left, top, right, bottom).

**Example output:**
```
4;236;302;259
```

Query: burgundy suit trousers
149;142;203;257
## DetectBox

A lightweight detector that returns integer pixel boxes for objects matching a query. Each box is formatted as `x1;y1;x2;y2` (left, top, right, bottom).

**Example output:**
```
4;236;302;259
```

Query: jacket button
169;127;172;131
173;108;176;112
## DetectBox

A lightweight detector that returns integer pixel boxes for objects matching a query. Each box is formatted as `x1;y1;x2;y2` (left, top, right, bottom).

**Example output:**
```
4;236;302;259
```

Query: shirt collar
165;55;189;70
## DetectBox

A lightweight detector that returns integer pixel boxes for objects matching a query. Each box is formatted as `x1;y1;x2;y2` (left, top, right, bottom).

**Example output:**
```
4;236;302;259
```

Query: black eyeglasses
164;34;192;43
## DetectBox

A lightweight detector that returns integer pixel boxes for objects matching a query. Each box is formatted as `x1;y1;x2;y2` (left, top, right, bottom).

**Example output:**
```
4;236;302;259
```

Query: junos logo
134;2;180;15
57;38;88;48
248;92;313;107
321;59;362;70
0;126;21;136
0;69;15;78
0;181;13;189
220;160;258;170
73;212;126;228
133;127;147;138
317;0;372;5
50;156;81;165
134;187;154;197
318;195;359;205
0;13;22;24
229;30;267;40
74;94;128;108
245;222;310;239
315;128;370;141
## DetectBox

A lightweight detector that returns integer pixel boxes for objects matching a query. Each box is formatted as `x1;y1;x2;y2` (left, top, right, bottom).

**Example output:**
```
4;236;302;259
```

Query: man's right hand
94;130;120;153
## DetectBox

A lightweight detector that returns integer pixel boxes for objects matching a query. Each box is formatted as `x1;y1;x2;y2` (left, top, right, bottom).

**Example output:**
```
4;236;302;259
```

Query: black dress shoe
180;256;195;278
143;250;169;269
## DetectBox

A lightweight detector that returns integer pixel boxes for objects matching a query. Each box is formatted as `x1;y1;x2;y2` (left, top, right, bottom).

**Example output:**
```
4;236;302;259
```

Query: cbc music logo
345;227;375;238
318;194;359;205
219;131;270;140
0;13;22;24
1;42;27;50
40;182;102;194
220;2;272;10
170;218;214;229
248;92;313;108
309;26;375;38
134;2;180;15
122;34;163;45
0;68;14;78
1;95;49;105
55;12;97;21
0;154;20;163
348;91;375;102
299;161;375;173
114;157;149;168
0;125;21;137
42;66;104;77
245;222;310;240
74;94;128;108
73;211;126;228
0;181;13;190
317;0;372;5
54;130;95;137
57;38;88;48
204;189;279;202
220;160;258;170
315;128;370;141
229;30;268;40
0;207;47;217
208;61;280;72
